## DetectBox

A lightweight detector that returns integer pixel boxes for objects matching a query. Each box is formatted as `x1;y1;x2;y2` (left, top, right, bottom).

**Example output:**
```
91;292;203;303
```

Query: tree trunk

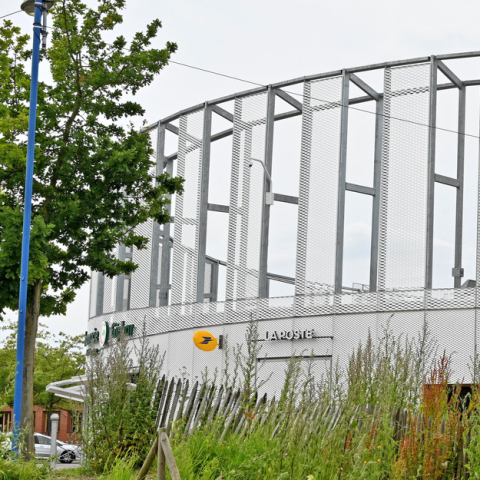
21;279;42;460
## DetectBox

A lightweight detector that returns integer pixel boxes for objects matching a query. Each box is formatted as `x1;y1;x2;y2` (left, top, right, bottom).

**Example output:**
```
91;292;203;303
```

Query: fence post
50;413;59;469
158;427;166;480
160;432;181;480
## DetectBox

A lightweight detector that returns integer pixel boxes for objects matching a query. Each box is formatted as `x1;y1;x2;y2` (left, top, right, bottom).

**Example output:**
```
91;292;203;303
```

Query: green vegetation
0;459;49;480
0;0;182;456
0;321;84;412
82;334;165;473
163;323;470;479
2;320;476;479
71;319;478;479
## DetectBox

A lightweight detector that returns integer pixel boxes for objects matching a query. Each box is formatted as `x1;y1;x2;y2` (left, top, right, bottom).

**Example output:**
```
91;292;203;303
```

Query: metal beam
273;193;299;204
350;73;381;100
159;157;174;306
266;272;295;285
272;110;302;121
165;123;179;135
207;203;229;213
425;57;438;289
210;260;219;302
345;182;376;196
349;94;379;105
196;104;213;303
206;254;226;266
335;71;350;294
454;87;466;287
116;244;126;312
149;124;166;306
436;51;480;61
434;173;460;188
437;60;464;89
96;272;104;317
370;98;383;292
274;89;303;112
211;104;234;123
142;52;480;129
258;87;276;298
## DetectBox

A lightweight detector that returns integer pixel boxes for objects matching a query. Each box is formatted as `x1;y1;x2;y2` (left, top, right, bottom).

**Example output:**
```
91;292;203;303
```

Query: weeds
82;318;480;479
166;321;477;479
82;329;164;474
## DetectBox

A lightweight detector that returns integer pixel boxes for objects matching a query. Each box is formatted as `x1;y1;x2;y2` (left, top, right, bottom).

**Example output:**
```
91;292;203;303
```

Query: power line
41;23;480;139
0;10;21;20
168;60;480;140
169;60;263;88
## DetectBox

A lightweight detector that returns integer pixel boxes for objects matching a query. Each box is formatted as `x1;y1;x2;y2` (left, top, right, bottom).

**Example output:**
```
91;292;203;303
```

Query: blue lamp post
13;0;54;451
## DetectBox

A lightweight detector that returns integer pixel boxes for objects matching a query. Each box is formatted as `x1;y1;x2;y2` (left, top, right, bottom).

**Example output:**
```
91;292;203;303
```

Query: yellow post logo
193;330;218;352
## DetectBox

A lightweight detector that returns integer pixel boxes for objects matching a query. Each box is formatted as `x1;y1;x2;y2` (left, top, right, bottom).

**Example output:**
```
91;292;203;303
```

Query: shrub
82;331;164;473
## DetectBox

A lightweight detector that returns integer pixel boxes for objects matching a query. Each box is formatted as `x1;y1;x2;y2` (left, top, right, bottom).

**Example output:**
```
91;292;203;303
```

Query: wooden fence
148;376;473;479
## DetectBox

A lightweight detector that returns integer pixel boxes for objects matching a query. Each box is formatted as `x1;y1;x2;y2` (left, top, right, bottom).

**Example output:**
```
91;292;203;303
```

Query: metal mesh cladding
156;242;163;305
226;93;268;301
121;127;159;310
295;77;343;297
204;262;212;300
171;109;204;307
378;63;431;290
129;219;153;309
102;275;116;314
89;271;98;318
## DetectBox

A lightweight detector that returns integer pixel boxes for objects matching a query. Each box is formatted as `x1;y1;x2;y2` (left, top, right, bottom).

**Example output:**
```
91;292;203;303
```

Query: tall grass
0;458;49;480
165;320;477;479
83;318;480;479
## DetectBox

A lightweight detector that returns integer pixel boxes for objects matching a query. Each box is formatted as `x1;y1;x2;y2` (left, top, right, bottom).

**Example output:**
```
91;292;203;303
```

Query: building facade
86;53;480;394
0;406;78;443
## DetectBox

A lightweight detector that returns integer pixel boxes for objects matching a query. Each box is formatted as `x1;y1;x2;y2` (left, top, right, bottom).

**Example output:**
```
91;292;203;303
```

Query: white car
34;433;82;463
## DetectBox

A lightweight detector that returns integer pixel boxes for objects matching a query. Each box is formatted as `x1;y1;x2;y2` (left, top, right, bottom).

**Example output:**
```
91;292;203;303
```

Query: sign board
85;321;135;347
193;330;219;352
265;329;314;341
99;321;110;347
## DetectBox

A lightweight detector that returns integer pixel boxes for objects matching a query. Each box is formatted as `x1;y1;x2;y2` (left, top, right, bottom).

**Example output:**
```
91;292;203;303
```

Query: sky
2;0;480;340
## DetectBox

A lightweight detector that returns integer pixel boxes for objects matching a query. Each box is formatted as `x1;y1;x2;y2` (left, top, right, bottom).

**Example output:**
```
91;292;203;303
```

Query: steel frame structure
86;52;480;388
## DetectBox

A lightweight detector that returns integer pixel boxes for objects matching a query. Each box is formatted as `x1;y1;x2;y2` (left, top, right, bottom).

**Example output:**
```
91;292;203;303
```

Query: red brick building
0;406;79;443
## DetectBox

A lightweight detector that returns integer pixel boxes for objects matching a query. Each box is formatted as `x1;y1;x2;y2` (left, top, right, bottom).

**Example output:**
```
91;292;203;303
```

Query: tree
0;321;84;413
0;0;183;457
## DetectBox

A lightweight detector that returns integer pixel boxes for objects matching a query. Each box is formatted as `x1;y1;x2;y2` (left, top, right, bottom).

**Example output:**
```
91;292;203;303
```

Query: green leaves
0;322;84;410
0;0;182;319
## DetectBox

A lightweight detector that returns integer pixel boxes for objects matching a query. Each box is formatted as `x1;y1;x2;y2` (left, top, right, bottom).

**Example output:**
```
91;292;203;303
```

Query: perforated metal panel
378;64;431;290
89;271;98;318
102;275;116;314
171;109;204;307
257;356;332;399
226;93;268;301
295;77;343;296
86;53;480;393
129;220;153;309
155;242;163;307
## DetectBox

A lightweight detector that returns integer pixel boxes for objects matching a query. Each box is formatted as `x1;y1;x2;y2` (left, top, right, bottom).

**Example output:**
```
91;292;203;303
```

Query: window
0;412;11;432
36;435;51;446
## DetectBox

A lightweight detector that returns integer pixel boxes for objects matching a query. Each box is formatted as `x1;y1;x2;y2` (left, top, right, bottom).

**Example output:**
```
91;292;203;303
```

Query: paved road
52;460;81;470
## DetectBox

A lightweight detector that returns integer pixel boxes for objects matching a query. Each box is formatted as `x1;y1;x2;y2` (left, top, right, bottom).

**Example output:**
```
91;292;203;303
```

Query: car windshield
36;436;51;445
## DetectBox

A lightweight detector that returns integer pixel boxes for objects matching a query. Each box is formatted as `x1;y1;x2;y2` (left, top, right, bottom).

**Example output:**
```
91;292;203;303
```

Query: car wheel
59;451;75;464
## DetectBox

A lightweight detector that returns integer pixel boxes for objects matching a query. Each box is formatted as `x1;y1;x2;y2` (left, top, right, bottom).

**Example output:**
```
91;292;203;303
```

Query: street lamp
13;0;54;452
21;0;54;49
20;0;54;15
248;157;274;205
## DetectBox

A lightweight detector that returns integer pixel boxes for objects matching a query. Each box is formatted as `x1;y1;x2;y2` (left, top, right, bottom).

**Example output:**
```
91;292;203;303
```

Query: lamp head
21;0;55;16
